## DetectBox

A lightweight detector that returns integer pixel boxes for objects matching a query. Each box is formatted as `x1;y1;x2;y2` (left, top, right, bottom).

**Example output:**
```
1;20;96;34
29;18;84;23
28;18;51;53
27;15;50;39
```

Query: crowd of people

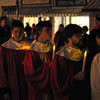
0;16;100;100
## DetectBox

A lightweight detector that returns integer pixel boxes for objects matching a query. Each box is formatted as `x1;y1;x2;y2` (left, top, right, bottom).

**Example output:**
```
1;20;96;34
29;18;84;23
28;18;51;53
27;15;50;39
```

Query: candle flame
82;50;87;72
52;44;55;60
21;42;30;50
53;45;55;52
84;50;87;57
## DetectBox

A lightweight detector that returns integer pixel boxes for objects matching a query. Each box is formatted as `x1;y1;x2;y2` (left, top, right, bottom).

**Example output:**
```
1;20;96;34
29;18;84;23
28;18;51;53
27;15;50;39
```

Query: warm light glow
21;42;30;50
23;17;38;27
52;44;55;60
71;16;89;34
82;50;87;72
54;16;89;34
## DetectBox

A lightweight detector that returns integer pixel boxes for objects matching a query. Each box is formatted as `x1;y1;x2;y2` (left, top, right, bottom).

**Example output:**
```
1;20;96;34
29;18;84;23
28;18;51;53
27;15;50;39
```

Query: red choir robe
0;46;28;100
0;39;53;100
24;40;53;100
50;46;88;100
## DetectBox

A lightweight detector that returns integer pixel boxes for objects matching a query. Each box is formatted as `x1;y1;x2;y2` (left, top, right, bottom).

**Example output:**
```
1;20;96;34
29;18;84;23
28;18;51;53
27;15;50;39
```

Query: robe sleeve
0;47;8;96
91;53;100;100
50;55;76;100
24;50;49;89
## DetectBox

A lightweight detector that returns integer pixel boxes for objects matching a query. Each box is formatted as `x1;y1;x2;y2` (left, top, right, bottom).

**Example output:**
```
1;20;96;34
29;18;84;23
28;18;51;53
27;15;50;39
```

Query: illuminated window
23;17;38;27
71;16;89;34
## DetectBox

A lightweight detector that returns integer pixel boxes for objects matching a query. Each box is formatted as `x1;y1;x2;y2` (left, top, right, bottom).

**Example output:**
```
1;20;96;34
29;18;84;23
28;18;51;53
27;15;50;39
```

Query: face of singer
11;27;24;42
71;33;83;48
38;27;52;42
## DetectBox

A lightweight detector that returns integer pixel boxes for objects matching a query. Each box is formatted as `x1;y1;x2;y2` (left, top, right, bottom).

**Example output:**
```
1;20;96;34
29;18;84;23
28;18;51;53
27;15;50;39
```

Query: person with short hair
24;22;32;37
50;24;88;100
2;20;30;50
24;20;54;100
0;20;30;100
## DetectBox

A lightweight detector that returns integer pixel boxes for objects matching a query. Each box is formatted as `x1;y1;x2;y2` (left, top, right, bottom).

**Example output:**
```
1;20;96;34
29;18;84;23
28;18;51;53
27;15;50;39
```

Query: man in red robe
2;20;30;49
50;24;88;100
24;21;54;100
0;20;53;100
0;20;30;100
0;47;27;100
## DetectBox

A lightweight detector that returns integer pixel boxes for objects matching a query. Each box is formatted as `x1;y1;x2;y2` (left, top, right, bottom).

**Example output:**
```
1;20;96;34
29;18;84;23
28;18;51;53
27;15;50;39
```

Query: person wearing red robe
50;24;88;100
24;21;54;100
2;20;30;50
0;47;27;100
0;20;30;100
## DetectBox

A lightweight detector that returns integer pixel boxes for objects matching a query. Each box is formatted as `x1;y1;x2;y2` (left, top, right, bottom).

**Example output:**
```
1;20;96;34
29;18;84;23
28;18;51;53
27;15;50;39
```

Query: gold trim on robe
29;40;53;53
56;46;83;61
29;40;53;63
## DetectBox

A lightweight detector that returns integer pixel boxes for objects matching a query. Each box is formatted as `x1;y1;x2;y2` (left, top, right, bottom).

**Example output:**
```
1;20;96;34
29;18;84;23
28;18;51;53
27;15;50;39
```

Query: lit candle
21;42;30;50
82;50;87;72
52;44;55;60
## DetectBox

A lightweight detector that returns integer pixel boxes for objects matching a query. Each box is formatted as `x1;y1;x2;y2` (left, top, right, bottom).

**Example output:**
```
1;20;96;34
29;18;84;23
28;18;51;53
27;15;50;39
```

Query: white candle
82;50;87;72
